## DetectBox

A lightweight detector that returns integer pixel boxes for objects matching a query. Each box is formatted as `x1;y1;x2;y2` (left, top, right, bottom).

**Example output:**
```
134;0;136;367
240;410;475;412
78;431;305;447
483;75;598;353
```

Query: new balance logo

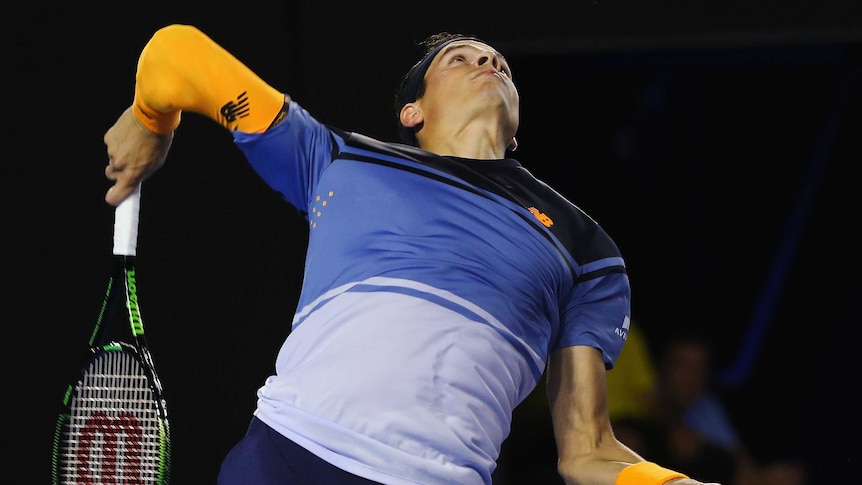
528;207;553;227
220;91;251;122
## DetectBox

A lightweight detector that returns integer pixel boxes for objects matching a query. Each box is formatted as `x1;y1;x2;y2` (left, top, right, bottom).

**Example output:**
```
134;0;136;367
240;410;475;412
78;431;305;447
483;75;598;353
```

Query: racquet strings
59;348;166;484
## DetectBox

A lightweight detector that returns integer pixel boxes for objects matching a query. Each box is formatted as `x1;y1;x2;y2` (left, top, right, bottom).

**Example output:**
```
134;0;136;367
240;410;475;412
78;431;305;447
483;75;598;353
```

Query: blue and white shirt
232;100;631;485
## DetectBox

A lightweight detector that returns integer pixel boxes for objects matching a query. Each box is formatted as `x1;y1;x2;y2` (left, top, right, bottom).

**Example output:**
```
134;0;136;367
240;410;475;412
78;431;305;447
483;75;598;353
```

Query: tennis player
103;24;721;485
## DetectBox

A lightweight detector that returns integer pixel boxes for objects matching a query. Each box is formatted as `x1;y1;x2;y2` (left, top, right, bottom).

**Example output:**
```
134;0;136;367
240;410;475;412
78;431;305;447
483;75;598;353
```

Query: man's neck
419;124;509;160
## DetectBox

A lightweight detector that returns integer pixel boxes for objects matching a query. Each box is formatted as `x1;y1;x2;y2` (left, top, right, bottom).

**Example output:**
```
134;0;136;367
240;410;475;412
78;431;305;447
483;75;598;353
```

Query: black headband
397;36;480;145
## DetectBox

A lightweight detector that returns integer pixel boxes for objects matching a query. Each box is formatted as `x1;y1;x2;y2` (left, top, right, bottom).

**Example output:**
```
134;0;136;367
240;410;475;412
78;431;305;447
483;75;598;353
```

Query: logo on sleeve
220;91;251;123
614;316;630;340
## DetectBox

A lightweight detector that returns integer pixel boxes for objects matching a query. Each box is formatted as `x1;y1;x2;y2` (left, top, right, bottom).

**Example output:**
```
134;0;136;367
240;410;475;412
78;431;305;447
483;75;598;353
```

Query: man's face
418;40;520;138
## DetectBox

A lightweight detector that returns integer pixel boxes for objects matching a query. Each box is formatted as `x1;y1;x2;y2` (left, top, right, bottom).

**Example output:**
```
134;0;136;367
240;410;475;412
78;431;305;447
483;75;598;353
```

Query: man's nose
476;52;501;71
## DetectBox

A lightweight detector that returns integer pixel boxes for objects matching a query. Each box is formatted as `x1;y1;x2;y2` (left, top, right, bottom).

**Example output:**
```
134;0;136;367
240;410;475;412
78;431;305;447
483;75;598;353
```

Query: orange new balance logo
528;207;553;227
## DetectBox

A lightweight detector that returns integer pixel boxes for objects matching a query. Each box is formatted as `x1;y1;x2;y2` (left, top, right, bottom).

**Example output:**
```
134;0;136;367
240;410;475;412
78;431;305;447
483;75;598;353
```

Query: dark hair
394;32;478;146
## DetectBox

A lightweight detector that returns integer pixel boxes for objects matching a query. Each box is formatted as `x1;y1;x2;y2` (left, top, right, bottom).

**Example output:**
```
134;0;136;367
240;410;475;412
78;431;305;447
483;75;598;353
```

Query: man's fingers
105;179;140;206
105;185;127;206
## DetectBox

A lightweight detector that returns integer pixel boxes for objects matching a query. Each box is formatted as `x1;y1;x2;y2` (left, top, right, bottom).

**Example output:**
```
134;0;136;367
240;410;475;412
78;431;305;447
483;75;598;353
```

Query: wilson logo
126;268;144;337
77;412;143;483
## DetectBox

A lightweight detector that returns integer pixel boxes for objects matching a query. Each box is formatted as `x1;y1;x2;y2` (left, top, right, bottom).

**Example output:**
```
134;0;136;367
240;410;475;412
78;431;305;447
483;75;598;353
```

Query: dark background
15;1;860;483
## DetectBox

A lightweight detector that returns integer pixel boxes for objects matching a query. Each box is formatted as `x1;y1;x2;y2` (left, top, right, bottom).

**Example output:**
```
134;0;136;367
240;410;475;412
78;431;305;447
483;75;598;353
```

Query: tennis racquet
52;185;171;484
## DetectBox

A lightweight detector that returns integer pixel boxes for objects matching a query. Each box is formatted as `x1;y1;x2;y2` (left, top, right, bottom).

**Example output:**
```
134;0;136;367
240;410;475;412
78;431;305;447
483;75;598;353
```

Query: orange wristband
616;462;688;485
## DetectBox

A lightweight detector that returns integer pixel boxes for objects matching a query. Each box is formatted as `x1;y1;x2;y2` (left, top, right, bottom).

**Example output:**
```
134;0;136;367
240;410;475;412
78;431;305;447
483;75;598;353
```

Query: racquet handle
113;184;142;257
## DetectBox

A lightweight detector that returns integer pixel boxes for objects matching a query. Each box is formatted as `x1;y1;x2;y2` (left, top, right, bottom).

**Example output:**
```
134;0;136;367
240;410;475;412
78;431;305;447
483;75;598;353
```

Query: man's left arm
547;345;643;485
547;346;719;485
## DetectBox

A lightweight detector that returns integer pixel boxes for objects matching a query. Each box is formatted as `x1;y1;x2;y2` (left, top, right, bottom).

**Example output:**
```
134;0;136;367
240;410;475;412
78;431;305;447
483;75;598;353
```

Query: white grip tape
113;185;142;256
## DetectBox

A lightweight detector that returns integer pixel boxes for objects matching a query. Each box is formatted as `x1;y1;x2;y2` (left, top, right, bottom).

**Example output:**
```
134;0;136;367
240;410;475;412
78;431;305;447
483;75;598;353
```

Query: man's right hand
103;106;174;206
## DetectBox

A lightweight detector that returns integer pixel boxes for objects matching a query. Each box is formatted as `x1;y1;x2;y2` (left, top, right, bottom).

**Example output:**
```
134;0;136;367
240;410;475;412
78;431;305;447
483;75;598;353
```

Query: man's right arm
133;24;285;134
104;24;286;205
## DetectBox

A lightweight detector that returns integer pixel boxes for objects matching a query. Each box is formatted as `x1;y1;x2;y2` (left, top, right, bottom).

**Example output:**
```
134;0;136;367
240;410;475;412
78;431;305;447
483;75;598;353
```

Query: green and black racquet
53;185;171;484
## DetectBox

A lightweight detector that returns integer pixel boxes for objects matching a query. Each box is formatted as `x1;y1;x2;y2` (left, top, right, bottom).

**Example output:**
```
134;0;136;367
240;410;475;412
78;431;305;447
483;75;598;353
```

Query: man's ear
399;103;423;128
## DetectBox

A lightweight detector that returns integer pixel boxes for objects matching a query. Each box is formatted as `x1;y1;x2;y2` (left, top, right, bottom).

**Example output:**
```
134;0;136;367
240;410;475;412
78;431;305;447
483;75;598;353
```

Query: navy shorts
218;416;382;484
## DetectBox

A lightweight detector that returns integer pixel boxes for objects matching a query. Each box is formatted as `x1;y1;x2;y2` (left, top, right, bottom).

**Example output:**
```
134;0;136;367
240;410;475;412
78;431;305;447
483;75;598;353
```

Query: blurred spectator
609;328;808;485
